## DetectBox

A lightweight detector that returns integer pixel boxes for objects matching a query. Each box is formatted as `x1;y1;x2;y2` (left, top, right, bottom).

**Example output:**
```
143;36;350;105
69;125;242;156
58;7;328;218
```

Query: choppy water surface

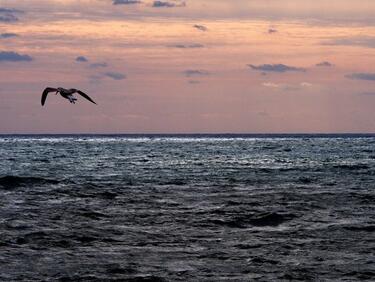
0;135;374;281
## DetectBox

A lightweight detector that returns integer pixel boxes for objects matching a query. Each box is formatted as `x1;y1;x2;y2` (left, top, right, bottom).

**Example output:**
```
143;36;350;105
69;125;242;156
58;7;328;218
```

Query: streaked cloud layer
0;51;32;61
248;64;306;73
0;0;375;133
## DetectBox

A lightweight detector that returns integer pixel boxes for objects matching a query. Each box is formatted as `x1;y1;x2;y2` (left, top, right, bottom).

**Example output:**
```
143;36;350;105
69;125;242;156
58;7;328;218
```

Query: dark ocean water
0;134;374;281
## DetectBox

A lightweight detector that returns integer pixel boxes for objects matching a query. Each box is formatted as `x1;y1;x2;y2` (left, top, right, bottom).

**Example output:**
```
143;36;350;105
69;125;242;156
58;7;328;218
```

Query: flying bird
41;87;97;106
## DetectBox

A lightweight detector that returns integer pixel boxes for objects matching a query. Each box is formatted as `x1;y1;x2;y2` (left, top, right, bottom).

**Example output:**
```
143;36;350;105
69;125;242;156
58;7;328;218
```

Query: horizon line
1;133;375;136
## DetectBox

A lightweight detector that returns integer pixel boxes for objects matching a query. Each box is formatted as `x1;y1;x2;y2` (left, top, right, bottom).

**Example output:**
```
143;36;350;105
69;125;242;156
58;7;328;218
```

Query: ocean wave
343;225;375;232
332;163;370;170
0;175;59;189
207;212;297;228
0;136;374;281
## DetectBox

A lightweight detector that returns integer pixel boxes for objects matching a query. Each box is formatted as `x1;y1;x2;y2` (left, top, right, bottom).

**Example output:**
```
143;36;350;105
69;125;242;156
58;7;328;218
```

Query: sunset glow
1;0;375;133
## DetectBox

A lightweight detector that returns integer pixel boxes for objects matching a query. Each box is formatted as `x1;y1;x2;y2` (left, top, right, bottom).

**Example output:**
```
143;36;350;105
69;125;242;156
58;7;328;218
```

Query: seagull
41;87;97;106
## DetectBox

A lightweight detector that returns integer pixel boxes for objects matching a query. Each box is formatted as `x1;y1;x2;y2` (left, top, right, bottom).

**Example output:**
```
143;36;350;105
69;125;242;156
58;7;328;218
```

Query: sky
0;0;375;133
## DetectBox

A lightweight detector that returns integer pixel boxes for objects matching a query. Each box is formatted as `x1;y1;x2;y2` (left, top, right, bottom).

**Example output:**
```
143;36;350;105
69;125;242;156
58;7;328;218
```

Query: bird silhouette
41;87;96;106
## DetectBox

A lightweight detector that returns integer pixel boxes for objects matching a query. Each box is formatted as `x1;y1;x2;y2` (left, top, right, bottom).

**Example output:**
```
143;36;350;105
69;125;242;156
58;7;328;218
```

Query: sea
0;134;374;281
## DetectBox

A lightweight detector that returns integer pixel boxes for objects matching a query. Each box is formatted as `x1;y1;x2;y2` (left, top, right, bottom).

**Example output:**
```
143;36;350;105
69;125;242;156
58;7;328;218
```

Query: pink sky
0;0;375;133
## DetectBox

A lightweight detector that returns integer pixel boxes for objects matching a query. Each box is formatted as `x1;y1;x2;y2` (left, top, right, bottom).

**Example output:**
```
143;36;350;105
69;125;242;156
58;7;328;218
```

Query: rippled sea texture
1;135;374;281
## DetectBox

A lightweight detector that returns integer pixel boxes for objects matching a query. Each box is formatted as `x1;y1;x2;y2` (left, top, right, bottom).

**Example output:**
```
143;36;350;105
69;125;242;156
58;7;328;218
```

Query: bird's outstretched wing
76;90;97;104
41;87;57;106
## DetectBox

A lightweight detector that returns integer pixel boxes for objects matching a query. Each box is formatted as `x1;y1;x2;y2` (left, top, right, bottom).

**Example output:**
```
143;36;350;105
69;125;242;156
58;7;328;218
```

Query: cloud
346;73;375;81
0;51;32;62
76;56;88;62
76;56;108;68
170;43;204;49
0;14;18;22
268;28;277;34
322;36;375;49
113;0;141;4
104;72;126;80
262;82;313;91
90;62;108;68
316;61;334;67
152;1;185;8
193;24;207;31
248;64;306;73
183;69;210;77
359;92;375;96
300;82;312;87
262;82;279;88
0;8;20;13
0;33;18;38
0;8;23;22
89;71;126;82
